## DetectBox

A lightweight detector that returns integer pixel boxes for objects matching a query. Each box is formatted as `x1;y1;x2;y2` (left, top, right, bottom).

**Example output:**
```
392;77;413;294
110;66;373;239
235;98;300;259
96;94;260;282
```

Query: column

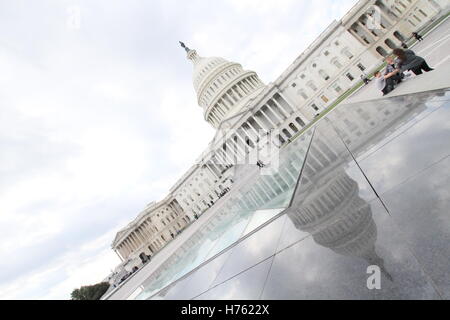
275;92;296;115
358;21;378;40
218;148;233;164
240;126;256;147
222;95;234;109
226;92;236;104
243;78;254;91
254;182;271;200
261;178;278;196
238;81;249;94
127;238;136;251
212;110;222;123
225;140;241;161
215;105;226;117
348;28;367;46
132;233;142;247
246;119;261;137
232;86;243;99
259;109;277;128
142;225;152;238
209;112;219;125
206;163;220;178
126;239;133;253
265;104;284;123
219;100;229;111
270;98;290;118
376;6;395;26
252;113;269;131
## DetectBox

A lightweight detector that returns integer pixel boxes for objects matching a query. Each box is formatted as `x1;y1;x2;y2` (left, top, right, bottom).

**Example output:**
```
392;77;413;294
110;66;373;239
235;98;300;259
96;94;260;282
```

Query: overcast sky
0;0;357;299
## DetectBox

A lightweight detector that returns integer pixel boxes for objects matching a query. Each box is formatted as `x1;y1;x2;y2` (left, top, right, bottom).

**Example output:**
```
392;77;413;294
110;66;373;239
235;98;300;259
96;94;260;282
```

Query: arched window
332;58;342;69
385;38;397;49
282;129;292;139
376;46;388;57
393;31;405;42
298;90;308;100
295;117;305;127
319;70;330;81
342;48;354;59
277;134;286;145
307;81;317;91
289;123;298;133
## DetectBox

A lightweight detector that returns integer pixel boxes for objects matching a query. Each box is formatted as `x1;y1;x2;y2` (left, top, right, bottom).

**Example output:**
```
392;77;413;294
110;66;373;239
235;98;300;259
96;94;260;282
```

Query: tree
71;282;110;300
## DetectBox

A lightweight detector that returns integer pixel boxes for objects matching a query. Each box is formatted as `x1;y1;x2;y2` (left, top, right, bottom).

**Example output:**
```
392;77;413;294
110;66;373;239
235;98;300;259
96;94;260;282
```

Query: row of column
208;75;263;127
210;93;302;165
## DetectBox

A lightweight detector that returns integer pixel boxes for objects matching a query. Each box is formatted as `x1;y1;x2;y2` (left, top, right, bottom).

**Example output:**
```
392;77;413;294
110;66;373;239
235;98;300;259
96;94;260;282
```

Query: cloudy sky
0;0;357;299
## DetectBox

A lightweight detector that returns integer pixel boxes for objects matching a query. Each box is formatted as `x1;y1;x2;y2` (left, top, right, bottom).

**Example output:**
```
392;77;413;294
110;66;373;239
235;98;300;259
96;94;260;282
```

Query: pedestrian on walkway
412;32;424;41
360;74;370;85
393;48;434;76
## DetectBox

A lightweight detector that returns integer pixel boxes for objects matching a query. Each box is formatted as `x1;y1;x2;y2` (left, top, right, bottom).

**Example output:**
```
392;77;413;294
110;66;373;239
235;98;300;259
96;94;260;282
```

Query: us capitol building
109;0;449;277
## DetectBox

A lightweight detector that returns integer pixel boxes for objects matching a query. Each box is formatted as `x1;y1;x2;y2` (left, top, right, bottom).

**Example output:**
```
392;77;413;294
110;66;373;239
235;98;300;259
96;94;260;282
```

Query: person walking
412;32;424;41
392;48;434;75
360;74;370;85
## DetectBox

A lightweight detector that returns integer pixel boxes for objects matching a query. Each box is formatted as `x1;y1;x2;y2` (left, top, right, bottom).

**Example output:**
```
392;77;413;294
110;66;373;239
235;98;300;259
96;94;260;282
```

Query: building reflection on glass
283;92;444;282
139;91;447;299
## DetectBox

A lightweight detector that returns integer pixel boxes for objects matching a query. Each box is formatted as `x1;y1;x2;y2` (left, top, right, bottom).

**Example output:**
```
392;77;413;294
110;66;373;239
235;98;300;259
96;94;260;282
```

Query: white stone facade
111;0;449;271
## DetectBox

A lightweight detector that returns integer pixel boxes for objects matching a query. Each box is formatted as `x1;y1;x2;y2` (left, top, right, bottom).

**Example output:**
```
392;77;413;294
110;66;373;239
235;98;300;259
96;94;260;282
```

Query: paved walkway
345;17;450;104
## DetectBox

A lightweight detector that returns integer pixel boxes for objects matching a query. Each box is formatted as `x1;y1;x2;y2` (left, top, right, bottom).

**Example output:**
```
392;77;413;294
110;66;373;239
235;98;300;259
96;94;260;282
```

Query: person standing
360;74;370;85
393;48;434;75
412;32;424;41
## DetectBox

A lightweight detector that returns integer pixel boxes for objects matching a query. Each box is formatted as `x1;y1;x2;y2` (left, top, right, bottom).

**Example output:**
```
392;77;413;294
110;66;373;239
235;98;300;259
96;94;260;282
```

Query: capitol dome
180;42;266;129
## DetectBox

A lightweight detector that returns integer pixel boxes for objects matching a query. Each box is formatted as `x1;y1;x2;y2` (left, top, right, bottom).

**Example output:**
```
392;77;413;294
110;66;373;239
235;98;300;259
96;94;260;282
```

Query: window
376;46;388;57
324;50;330;56
295;117;305;127
312;63;317;68
299;74;305;79
335;41;340;46
319;70;330;81
291;82;297;88
332;58;342;69
311;104;319;111
342;48;353;59
321;95;329;103
333;84;342;93
357;63;366;71
418;9;428;18
298;90;308;100
307;81;317;91
346;72;355;81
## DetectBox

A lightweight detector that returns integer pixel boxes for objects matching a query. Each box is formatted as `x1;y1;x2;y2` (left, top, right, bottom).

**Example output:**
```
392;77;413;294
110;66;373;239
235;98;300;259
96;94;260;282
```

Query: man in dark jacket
412;32;424;41
393;48;433;75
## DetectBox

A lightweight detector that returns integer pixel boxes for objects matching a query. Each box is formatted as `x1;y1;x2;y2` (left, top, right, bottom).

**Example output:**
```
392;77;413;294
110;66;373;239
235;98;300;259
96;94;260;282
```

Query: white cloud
0;0;358;299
